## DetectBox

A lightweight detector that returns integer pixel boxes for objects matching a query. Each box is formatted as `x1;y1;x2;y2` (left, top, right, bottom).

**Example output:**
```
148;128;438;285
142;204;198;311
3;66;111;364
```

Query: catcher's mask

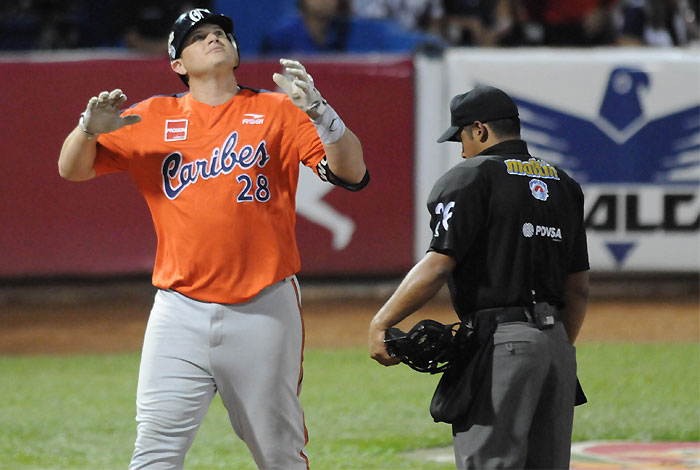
384;319;471;374
168;8;240;86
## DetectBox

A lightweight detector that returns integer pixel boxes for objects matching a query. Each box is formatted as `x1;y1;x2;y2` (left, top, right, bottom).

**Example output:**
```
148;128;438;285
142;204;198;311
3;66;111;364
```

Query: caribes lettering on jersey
162;131;270;200
505;158;559;180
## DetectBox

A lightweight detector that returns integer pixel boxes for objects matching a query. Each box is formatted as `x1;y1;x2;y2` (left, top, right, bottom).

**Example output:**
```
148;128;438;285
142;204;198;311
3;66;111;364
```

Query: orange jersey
93;88;326;303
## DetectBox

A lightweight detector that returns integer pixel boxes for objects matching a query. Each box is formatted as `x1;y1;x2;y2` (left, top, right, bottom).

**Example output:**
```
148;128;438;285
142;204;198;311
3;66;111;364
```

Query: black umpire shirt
427;140;589;322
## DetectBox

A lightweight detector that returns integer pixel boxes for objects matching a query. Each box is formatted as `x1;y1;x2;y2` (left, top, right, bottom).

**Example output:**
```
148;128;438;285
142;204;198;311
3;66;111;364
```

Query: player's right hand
80;89;142;136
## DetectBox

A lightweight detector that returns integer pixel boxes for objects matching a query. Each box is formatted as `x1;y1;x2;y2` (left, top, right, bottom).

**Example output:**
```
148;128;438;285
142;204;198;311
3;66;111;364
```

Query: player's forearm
58;126;98;181
560;270;590;344
323;128;366;183
371;252;455;330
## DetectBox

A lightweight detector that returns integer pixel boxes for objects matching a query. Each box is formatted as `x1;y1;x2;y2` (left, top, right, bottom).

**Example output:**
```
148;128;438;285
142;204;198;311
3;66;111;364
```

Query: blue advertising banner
419;49;699;271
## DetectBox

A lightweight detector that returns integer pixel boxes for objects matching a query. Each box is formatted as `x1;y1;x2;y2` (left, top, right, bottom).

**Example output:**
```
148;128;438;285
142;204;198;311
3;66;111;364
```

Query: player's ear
171;59;187;75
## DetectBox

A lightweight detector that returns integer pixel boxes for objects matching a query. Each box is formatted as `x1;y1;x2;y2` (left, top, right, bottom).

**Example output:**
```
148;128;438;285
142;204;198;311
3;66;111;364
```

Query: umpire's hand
369;319;401;367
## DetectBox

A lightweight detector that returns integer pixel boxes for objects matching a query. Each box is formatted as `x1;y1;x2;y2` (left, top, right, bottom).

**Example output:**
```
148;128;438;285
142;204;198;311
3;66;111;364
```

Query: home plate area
401;441;700;468
570;442;700;469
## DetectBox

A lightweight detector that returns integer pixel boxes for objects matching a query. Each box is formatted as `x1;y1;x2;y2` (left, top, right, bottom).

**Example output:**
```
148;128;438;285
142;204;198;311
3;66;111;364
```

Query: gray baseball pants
129;276;308;470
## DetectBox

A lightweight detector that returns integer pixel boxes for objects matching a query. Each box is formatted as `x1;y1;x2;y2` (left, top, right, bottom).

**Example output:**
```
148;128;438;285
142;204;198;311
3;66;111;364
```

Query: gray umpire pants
453;321;577;469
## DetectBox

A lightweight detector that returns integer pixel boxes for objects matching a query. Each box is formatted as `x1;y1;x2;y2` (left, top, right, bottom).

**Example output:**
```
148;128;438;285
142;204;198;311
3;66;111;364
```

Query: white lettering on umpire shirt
434;201;455;236
522;222;562;240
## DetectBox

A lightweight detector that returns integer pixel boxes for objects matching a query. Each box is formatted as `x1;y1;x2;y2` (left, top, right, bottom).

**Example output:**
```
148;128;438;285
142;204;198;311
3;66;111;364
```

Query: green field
1;343;697;469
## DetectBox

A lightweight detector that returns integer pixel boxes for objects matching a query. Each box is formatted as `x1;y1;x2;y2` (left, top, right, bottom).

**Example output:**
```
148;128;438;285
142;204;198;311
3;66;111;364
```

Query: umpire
369;85;589;469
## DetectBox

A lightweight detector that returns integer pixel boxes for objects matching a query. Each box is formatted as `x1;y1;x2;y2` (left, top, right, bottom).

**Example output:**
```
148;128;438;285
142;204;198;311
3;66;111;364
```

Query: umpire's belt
473;303;560;334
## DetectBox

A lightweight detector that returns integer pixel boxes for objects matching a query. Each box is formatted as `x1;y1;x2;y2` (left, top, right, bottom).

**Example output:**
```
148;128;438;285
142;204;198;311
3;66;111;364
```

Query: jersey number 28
236;174;270;202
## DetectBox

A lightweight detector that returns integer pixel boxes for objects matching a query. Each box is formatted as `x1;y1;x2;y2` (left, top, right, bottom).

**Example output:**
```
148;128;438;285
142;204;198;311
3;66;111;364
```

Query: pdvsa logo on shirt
165;119;188;141
242;113;264;125
522;222;562;240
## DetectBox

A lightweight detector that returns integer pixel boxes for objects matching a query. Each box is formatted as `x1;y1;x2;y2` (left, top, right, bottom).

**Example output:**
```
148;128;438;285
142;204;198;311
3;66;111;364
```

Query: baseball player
58;8;368;470
368;85;589;469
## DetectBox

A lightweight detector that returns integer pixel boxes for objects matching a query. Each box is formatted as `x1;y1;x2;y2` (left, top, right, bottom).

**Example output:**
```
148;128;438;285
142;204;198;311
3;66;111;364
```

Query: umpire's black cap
168;8;234;61
437;85;519;143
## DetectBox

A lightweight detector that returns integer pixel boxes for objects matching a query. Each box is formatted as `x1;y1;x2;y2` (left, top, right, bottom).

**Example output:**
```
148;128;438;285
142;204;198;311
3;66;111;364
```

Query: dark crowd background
1;0;698;58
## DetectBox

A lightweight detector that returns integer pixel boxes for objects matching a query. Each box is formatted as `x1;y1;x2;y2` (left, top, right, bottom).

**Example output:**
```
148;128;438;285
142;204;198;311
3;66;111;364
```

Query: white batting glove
273;59;346;145
272;59;328;117
79;89;141;139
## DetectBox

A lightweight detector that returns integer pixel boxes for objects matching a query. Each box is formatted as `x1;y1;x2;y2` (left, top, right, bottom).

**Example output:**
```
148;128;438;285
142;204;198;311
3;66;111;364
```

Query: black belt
475;306;531;324
473;303;560;334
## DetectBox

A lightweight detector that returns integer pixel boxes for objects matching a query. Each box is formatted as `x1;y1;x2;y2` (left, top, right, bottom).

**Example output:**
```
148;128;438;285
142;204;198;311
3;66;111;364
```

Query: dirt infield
0;278;697;355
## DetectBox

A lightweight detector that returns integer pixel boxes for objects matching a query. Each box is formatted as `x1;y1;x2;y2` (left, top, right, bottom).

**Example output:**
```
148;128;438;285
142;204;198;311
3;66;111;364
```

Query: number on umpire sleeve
433;201;455;237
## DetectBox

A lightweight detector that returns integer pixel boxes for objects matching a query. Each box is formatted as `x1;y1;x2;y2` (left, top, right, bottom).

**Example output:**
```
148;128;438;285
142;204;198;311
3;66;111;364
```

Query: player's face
176;24;239;77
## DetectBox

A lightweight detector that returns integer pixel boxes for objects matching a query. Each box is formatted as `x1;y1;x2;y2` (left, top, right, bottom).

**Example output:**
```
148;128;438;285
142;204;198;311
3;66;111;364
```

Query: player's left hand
273;59;327;118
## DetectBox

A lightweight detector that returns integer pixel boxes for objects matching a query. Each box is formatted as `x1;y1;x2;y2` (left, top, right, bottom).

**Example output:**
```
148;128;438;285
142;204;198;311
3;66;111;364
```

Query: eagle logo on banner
512;67;699;184
509;67;700;267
